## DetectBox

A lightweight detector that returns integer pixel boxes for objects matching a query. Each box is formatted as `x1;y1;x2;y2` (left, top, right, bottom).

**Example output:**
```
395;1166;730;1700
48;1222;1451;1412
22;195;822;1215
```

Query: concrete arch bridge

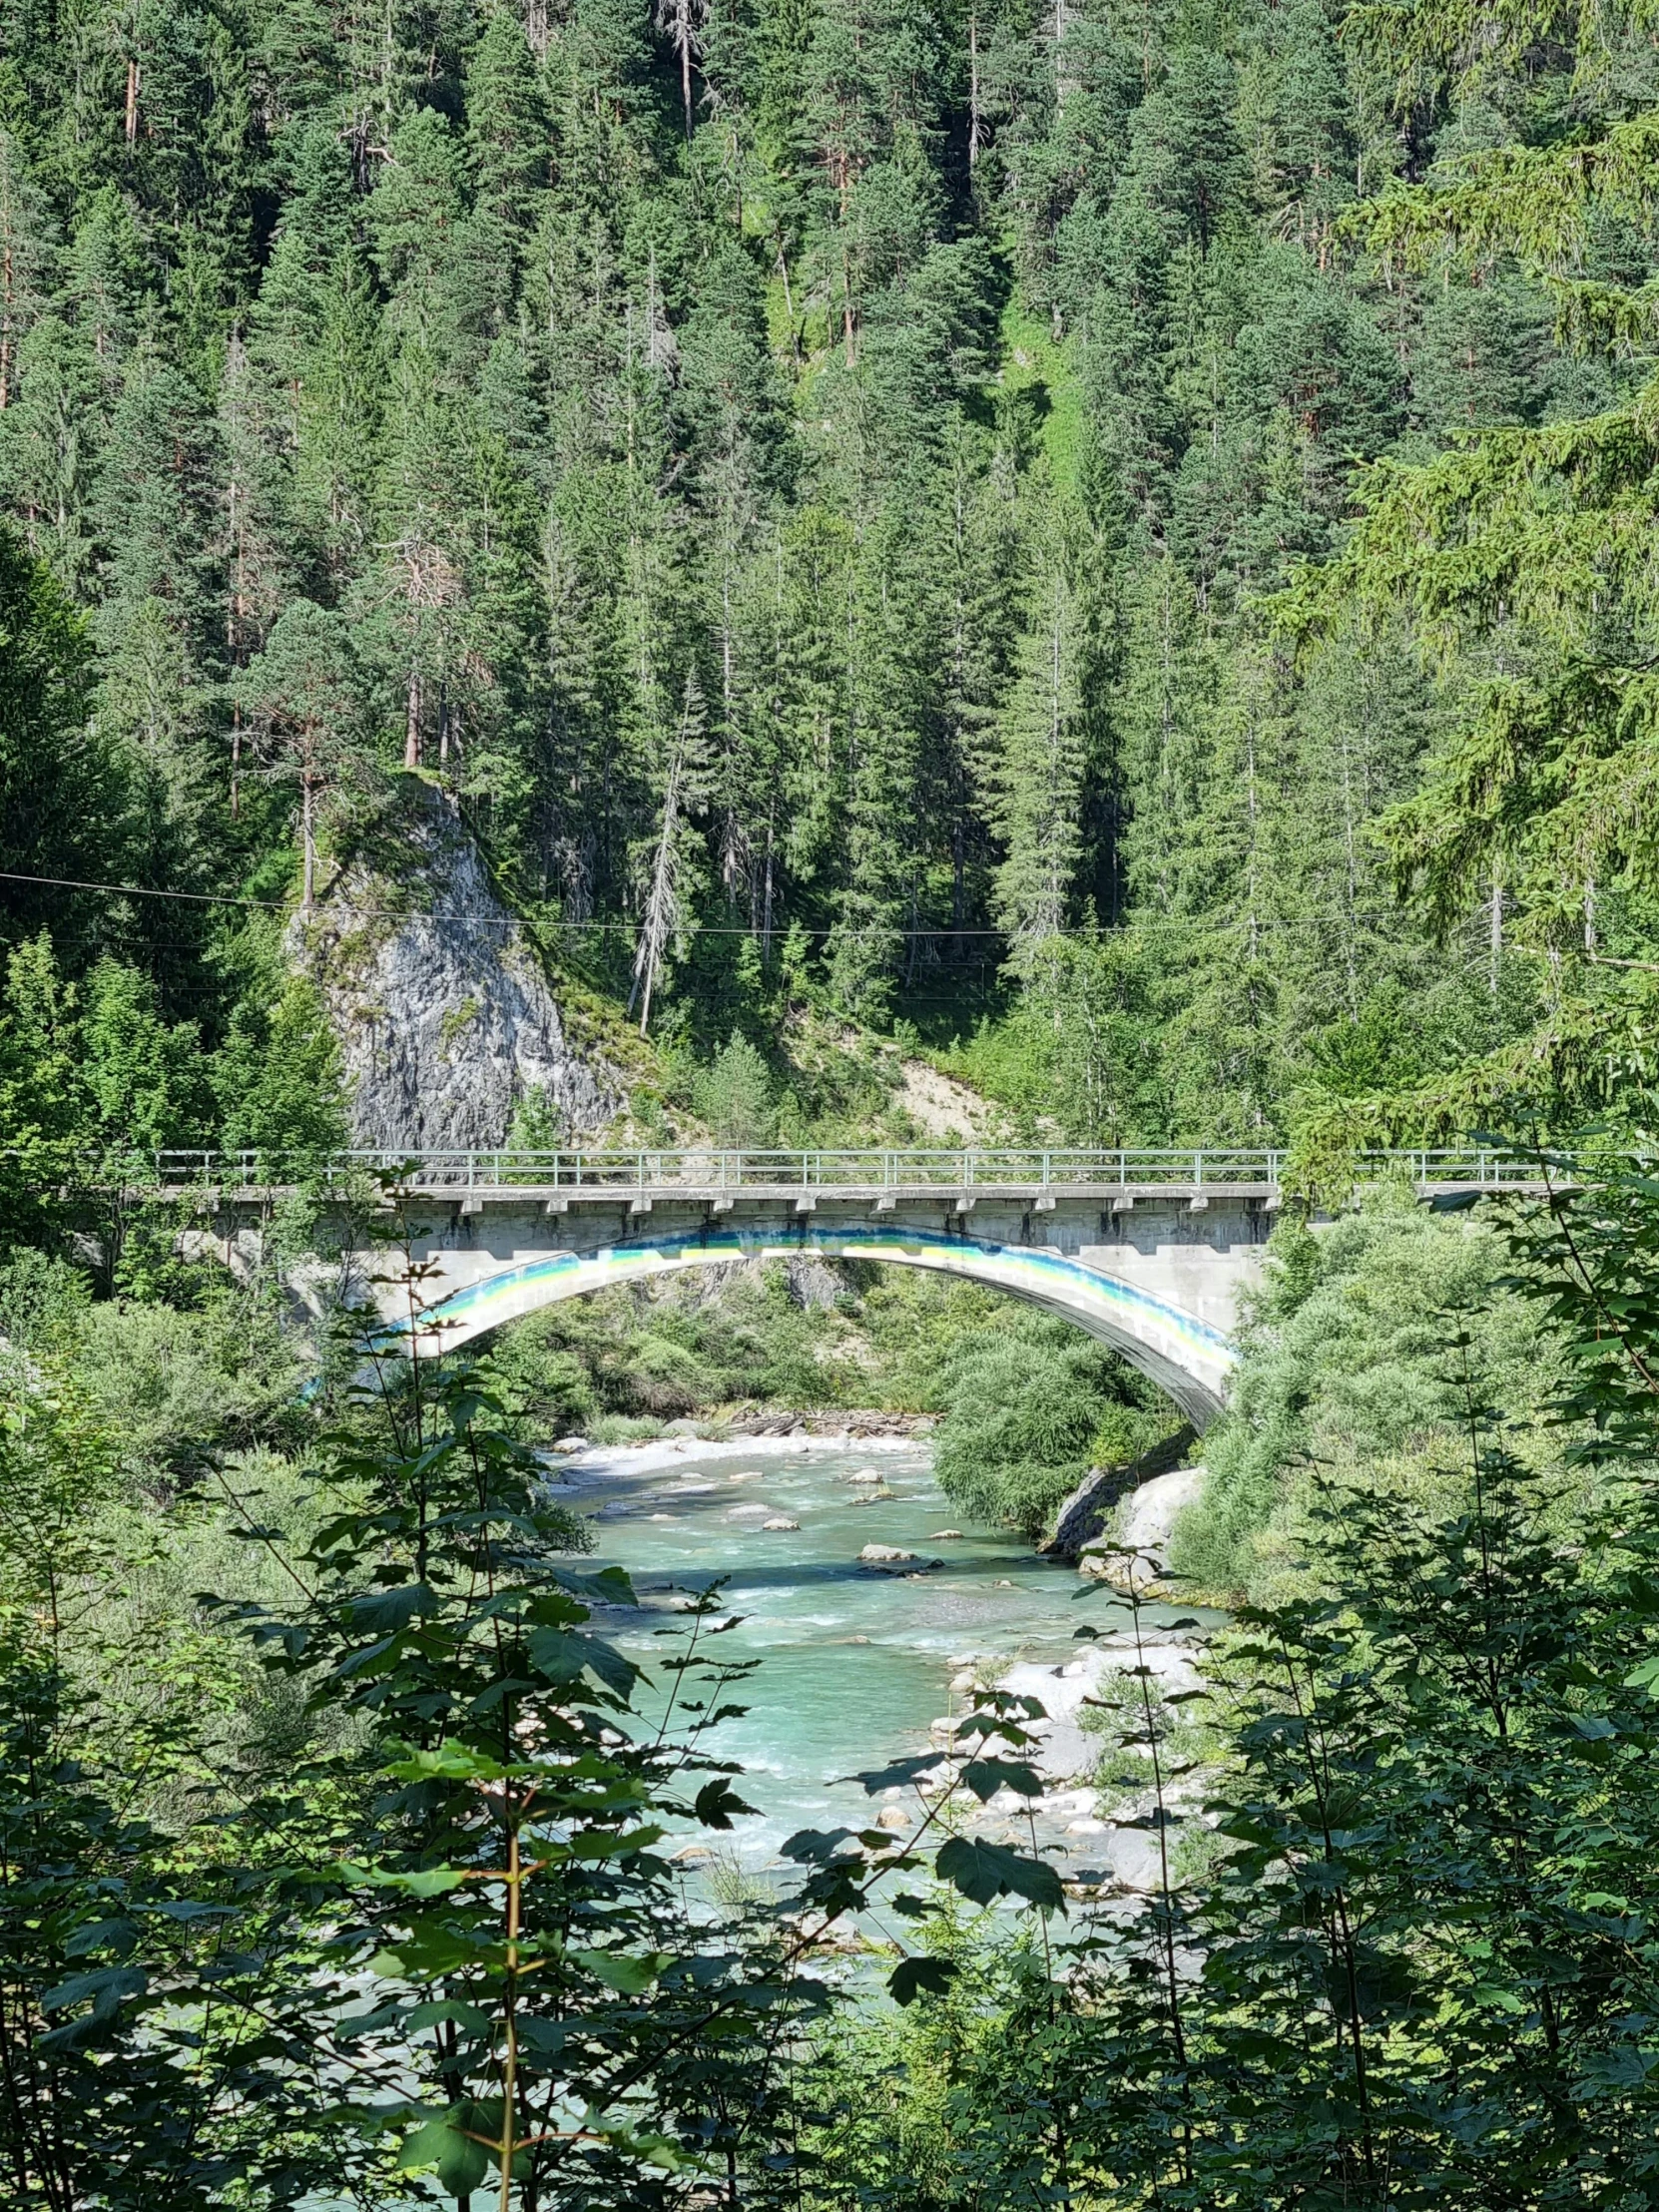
189;1144;1546;1430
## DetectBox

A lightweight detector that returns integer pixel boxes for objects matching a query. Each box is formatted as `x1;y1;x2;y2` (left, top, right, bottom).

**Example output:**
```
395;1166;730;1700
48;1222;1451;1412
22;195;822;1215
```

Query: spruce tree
987;476;1089;987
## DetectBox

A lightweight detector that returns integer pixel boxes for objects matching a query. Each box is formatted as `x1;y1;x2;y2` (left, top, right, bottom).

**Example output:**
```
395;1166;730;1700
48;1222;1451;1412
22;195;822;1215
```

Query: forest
3;0;1657;1147
7;0;1659;2196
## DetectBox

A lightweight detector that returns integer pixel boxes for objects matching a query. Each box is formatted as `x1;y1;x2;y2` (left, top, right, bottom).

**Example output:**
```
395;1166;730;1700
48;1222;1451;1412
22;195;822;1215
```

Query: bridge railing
142;1145;1551;1193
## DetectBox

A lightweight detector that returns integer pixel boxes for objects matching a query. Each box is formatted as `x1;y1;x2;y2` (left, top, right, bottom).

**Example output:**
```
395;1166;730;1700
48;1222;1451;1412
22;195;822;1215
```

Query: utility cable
0;867;1498;942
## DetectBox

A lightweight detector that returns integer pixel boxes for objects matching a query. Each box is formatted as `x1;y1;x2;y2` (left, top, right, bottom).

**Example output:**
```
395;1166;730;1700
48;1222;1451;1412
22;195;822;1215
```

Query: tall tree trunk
968;18;981;166
300;773;316;908
404;662;423;771
630;728;687;1035
762;809;775;960
0;233;12;410
776;241;801;367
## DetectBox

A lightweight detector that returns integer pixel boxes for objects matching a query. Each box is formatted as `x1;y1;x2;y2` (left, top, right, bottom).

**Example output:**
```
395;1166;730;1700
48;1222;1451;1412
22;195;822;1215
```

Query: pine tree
826;500;931;1018
238;599;368;906
0;127;54;418
356;353;469;776
219;330;300;814
463;8;550;338
987;477;1088;986
0;525;118;945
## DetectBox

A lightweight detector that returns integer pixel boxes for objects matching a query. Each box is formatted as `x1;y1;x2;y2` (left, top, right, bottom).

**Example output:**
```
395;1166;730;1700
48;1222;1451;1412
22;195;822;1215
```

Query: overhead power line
0;866;1466;943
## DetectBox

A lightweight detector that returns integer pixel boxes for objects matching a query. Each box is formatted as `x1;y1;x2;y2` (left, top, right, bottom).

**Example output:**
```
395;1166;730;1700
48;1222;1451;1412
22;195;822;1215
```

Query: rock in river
762;1516;801;1531
858;1543;942;1572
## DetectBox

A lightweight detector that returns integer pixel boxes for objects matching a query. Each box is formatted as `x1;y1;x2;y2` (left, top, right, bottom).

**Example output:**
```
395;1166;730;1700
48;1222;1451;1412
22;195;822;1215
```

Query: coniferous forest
12;0;1659;2202
3;0;1657;1147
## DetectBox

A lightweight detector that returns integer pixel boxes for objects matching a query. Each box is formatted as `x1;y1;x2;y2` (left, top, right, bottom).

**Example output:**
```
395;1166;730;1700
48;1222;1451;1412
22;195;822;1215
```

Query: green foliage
0;524;116;941
0;933;88;1236
0;1275;1084;2203
65;1295;311;1490
0;0;1616;1136
1174;1192;1558;1599
801;1163;1659;2209
210;954;346;1164
690;1029;777;1144
931;1311;1174;1538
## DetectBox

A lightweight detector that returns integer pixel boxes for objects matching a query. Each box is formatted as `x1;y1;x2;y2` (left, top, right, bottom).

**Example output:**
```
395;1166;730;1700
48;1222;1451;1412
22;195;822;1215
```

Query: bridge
156;1146;1548;1429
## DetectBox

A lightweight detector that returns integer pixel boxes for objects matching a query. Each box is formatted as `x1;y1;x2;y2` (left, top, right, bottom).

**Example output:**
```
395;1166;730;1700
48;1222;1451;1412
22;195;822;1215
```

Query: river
547;1433;1215;1876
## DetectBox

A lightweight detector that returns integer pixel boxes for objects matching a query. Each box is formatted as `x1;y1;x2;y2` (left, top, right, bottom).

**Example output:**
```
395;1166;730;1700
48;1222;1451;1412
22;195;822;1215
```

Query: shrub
932;1317;1174;1538
1171;1194;1560;1601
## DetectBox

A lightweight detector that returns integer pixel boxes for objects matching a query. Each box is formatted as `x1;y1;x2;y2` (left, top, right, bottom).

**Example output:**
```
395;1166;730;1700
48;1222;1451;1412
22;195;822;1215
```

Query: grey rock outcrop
1077;1465;1206;1591
294;804;618;1153
1044;1423;1198;1561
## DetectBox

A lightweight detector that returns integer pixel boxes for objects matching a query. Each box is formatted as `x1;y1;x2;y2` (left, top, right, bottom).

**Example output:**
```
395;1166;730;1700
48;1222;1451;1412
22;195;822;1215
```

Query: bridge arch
396;1223;1234;1427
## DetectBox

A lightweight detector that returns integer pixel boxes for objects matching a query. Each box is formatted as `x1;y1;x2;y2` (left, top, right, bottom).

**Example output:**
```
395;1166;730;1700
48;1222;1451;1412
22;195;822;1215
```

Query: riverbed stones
997;1638;1204;1780
762;1516;801;1530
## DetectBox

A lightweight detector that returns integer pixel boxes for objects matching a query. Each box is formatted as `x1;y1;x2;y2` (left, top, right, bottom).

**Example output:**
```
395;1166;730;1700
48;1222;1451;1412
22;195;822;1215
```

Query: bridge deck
137;1145;1559;1208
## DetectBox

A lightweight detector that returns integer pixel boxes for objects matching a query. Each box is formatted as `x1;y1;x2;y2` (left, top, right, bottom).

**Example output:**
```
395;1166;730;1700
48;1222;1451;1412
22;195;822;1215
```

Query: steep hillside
5;0;1653;1156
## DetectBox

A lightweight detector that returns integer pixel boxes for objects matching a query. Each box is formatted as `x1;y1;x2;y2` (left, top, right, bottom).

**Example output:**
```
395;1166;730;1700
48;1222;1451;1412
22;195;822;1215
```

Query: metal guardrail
137;1146;1551;1193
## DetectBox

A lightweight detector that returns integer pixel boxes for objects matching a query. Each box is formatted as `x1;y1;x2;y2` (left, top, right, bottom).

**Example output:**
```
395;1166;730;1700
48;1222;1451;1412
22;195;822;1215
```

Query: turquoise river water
548;1435;1196;1868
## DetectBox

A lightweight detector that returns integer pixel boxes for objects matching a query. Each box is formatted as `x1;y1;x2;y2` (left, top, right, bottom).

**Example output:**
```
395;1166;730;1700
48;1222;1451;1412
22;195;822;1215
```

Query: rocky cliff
294;805;618;1153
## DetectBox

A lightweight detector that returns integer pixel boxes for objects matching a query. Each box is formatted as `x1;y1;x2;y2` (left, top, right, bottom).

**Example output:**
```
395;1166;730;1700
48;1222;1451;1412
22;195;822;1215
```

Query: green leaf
888;1954;958;2004
397;2112;488;2195
563;1823;665;1860
694;1777;762;1829
528;1625;640;1697
345;1583;435;1633
570;1947;673;1994
337;1861;468;1897
40;1965;147;2018
852;1754;944;1792
381;1739;507;1785
405;1999;494;2034
782;1827;861;1865
960;1757;1045;1802
935;1836;1065;1912
61;1916;140;1957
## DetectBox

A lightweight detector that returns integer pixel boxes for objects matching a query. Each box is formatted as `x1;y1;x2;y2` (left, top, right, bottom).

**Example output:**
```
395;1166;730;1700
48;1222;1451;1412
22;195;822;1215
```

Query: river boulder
858;1543;942;1572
